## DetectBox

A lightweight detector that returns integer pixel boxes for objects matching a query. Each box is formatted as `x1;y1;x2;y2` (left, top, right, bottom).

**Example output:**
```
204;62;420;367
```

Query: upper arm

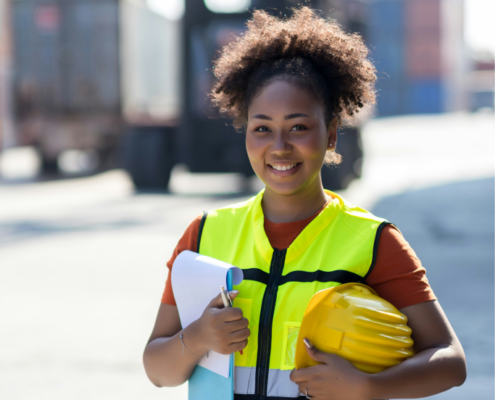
400;300;463;356
148;303;182;344
367;225;437;309
151;214;202;340
160;214;203;306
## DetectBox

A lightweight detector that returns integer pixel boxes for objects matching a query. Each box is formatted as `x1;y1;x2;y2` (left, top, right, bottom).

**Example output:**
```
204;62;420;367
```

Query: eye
254;126;270;133
291;124;307;132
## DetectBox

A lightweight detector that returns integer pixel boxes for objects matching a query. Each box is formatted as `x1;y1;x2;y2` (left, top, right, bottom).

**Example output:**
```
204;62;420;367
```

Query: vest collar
251;189;343;263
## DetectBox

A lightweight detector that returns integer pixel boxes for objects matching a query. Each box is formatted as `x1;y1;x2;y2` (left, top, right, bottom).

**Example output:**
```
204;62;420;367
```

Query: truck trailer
9;0;363;191
10;0;179;175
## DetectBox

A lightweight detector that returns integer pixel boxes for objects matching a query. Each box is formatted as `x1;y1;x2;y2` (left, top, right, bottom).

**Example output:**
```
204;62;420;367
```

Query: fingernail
230;290;239;295
303;338;312;349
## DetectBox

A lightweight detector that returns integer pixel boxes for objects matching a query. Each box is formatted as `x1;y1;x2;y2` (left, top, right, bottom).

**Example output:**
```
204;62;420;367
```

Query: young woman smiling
246;79;339;222
143;7;466;399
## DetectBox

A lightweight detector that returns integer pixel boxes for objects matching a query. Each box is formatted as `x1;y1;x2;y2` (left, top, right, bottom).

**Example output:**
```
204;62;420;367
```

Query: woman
143;7;466;399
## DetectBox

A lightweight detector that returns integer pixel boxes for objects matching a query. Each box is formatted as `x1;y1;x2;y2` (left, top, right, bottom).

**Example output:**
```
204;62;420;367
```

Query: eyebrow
251;113;310;120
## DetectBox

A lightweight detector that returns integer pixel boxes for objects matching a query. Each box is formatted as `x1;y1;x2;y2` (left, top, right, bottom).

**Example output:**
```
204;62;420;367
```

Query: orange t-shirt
161;204;436;310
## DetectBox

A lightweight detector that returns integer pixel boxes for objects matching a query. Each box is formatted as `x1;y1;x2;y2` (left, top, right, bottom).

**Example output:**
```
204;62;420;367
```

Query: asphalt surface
0;113;493;399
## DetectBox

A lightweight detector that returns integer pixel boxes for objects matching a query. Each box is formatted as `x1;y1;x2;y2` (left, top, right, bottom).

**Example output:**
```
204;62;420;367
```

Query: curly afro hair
210;6;377;164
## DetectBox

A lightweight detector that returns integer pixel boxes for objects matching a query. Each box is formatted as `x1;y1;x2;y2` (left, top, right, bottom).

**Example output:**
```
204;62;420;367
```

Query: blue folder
188;270;234;400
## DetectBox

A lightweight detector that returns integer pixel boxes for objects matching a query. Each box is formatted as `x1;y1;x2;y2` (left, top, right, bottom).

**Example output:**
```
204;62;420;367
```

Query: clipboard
188;269;234;400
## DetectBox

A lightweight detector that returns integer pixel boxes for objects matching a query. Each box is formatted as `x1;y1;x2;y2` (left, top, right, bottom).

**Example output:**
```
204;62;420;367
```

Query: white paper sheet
171;250;244;378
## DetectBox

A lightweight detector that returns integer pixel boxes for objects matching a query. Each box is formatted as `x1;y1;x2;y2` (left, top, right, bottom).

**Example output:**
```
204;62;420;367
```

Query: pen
220;286;243;355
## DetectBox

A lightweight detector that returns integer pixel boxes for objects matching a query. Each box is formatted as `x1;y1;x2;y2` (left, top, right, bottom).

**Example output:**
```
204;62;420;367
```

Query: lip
267;162;302;177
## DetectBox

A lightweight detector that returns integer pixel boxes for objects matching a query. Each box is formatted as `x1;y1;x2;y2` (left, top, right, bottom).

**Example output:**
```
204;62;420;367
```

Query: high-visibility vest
198;190;389;399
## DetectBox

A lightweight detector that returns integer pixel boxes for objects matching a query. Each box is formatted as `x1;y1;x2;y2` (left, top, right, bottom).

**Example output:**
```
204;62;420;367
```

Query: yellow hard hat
295;283;414;374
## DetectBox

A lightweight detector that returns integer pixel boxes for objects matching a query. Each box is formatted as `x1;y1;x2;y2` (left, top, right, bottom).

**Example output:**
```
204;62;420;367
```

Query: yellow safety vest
198;190;389;399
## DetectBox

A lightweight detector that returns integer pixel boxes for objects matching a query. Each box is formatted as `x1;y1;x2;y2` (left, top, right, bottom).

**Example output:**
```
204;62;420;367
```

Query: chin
265;182;306;196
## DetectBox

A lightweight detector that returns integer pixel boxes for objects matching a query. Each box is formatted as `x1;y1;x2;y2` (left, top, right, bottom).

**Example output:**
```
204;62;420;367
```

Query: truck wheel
120;127;175;191
37;149;61;178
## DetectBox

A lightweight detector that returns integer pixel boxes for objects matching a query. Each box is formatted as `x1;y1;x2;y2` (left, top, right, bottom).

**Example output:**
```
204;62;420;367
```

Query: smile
270;163;298;171
267;163;302;173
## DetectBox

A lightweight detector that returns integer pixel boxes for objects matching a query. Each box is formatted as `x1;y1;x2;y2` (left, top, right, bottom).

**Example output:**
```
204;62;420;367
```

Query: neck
262;177;329;223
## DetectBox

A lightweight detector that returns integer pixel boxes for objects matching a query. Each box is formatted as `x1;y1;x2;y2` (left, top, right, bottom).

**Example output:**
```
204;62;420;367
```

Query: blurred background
0;0;493;399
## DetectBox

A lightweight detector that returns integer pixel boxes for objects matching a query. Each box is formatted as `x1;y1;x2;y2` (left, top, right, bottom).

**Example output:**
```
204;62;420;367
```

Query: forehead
248;80;324;118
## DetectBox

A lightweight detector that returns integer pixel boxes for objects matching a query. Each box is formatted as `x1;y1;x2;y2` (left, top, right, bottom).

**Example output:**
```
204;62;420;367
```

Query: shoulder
377;224;417;257
166;213;203;267
330;194;388;243
367;225;437;309
182;213;204;248
339;196;387;225
203;194;260;229
207;195;258;216
163;213;205;305
327;191;387;227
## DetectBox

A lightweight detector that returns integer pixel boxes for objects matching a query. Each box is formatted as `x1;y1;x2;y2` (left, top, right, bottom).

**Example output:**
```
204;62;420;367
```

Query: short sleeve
160;214;203;305
365;225;437;309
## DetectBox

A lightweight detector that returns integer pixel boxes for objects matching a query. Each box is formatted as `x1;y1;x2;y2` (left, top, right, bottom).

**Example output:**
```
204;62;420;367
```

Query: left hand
289;339;371;400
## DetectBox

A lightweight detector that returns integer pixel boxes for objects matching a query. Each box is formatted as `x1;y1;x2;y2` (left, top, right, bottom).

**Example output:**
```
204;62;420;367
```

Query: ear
327;118;339;151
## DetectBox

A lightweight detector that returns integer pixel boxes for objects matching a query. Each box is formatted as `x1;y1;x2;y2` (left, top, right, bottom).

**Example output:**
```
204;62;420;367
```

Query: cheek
298;134;328;160
245;134;264;163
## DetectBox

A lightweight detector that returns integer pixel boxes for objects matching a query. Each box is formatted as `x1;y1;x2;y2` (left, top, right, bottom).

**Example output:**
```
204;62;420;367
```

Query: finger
228;290;240;301
298;384;315;399
290;365;321;383
221;307;244;322
225;317;249;332
304;338;332;365
298;384;308;396
227;339;248;353
207;290;241;309
208;292;228;309
290;367;311;383
228;327;250;342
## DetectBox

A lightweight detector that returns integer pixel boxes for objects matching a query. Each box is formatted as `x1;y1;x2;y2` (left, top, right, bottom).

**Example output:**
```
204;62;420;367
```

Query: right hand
197;291;250;355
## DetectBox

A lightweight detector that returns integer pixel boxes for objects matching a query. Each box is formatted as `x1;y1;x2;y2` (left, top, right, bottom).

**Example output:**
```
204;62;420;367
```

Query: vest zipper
255;248;287;399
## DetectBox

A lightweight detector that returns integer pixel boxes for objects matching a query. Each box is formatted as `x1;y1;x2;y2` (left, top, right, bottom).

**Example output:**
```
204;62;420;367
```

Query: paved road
0;113;493;399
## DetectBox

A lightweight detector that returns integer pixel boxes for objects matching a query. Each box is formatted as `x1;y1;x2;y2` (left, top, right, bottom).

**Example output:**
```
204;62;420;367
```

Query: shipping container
406;79;444;114
0;0;15;149
366;0;465;116
13;2;63;110
367;0;403;31
62;0;120;111
405;0;440;32
471;91;495;111
369;36;404;80
405;0;441;79
10;0;178;173
375;86;406;116
120;1;181;124
366;0;406;117
406;33;441;78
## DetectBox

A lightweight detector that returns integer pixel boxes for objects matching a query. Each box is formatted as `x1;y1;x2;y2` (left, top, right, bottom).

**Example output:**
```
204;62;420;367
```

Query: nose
270;130;292;156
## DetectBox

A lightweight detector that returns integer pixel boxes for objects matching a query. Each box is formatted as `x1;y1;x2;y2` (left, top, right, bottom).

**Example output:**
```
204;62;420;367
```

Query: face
246;80;337;197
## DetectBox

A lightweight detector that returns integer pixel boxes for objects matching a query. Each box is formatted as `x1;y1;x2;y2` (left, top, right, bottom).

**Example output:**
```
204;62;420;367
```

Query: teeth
272;164;296;171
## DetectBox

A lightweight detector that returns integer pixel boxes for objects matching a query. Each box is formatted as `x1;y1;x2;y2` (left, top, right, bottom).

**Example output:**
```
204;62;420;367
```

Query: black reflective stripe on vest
279;269;363;285
242;268;270;285
241;268;362;286
363;221;391;282
196;211;208;253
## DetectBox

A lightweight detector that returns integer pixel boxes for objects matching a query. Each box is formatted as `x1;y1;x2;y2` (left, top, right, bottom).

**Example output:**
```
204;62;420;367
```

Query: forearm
368;343;467;399
143;320;208;387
